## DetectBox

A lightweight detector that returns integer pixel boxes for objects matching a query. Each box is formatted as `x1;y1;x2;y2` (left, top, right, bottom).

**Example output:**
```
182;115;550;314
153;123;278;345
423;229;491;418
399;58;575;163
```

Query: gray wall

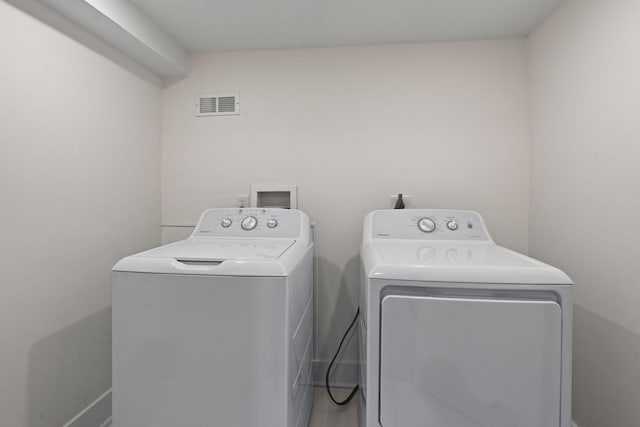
0;1;161;425
529;0;640;425
8;1;640;425
160;40;532;365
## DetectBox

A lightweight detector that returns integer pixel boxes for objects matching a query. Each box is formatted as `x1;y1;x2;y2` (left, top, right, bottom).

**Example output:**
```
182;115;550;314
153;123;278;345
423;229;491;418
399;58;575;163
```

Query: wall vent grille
195;93;239;116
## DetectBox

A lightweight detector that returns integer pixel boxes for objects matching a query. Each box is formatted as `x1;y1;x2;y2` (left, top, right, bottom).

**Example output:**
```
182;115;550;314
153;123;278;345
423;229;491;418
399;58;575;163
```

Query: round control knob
446;220;458;231
267;218;278;229
418;218;436;233
221;218;232;228
241;216;258;230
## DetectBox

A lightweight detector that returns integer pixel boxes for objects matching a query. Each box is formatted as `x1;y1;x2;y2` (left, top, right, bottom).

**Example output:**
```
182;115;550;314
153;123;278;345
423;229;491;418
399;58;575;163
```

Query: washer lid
113;238;301;276
135;238;295;261
362;241;572;285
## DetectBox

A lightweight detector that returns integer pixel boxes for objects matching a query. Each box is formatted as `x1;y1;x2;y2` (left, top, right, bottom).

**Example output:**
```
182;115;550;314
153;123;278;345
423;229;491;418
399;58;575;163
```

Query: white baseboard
61;380;580;427
62;389;111;427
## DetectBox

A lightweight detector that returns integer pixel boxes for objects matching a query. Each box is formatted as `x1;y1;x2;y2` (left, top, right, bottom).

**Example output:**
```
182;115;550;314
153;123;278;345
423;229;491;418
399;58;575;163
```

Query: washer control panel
371;209;490;241
193;208;302;238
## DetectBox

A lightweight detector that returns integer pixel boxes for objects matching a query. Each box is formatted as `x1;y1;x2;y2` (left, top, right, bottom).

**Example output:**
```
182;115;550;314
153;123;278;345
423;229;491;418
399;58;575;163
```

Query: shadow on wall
3;0;160;86
315;255;360;385
27;307;112;427
573;305;640;427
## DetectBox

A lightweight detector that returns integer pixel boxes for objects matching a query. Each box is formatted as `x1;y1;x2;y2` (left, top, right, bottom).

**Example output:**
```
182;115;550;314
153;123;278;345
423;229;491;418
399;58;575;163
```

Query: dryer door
379;294;562;427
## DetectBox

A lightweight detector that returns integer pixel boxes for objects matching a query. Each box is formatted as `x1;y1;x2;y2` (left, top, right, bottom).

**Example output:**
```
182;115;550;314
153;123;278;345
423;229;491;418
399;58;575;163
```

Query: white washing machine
112;208;314;427
359;209;572;427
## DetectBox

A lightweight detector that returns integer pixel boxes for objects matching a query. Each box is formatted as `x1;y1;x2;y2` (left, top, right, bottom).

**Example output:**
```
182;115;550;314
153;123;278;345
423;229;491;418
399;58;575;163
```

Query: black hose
325;308;360;406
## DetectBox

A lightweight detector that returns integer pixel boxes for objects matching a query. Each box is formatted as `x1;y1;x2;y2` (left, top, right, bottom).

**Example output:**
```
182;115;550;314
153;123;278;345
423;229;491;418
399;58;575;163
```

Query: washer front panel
112;272;287;427
379;293;562;427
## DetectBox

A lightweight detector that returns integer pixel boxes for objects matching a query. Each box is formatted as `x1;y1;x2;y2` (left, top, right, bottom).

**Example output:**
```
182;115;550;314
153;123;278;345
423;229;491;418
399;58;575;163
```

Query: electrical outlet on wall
389;194;412;208
236;194;249;208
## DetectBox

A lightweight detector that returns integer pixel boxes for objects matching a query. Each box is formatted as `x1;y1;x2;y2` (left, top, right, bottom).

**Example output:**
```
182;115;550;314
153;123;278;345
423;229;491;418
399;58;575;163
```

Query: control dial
221;218;232;228
418;218;436;233
447;220;458;231
267;219;278;229
241;216;258;230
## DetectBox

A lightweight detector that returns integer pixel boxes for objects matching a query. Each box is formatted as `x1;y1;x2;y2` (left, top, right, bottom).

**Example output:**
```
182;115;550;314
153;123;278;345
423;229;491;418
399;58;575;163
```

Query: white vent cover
195;93;239;116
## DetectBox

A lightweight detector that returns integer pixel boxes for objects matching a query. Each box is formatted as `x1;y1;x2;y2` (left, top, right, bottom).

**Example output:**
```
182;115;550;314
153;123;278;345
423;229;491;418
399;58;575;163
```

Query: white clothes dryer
112;208;314;427
359;209;572;427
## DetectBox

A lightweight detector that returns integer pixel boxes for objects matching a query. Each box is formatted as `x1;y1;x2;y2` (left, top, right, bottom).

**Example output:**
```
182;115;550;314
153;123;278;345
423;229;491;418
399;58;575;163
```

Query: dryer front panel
379;294;562;427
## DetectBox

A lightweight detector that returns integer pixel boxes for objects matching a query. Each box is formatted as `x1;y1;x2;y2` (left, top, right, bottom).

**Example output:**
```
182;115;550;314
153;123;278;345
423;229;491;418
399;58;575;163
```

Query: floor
310;387;359;427
105;387;358;427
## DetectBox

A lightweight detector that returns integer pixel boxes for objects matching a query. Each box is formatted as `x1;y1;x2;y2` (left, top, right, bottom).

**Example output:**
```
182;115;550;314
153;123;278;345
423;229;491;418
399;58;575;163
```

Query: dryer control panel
192;208;303;239
368;209;491;241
